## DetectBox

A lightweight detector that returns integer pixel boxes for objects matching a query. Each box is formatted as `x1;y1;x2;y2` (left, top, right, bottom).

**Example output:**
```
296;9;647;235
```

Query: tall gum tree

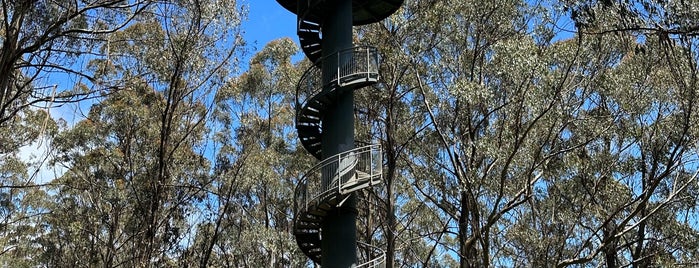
188;37;310;267
358;0;699;266
354;0;458;265
0;0;151;264
35;0;245;266
0;0;152;129
523;1;699;266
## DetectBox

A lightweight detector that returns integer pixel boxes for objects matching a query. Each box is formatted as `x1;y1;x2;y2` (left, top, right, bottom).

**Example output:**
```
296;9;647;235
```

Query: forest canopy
1;0;698;267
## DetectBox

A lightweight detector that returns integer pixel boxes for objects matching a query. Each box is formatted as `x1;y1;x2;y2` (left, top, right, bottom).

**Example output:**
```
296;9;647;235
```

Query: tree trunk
0;2;27;125
603;221;618;268
385;148;397;268
459;191;477;268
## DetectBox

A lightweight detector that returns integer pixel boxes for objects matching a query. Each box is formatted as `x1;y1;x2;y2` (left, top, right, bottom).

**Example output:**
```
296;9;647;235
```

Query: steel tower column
320;0;357;266
275;0;403;266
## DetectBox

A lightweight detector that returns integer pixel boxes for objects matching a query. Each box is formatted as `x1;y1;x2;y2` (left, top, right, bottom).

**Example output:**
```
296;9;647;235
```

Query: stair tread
308;209;328;217
301;41;321;47
297;131;320;137
296;231;320;238
297;123;320;131
297;129;320;136
299;115;321;122
297;216;322;223
298;31;320;37
299;19;320;29
296;239;320;247
298;137;320;143
301;106;322;115
299;110;321;117
296;120;320;127
295;222;321;230
303;138;320;144
297;225;319;233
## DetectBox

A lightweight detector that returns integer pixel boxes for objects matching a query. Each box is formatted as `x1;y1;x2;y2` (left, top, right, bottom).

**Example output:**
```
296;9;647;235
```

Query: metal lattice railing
295;144;383;214
357;242;387;268
296;65;322;123
327;46;380;87
295;46;380;122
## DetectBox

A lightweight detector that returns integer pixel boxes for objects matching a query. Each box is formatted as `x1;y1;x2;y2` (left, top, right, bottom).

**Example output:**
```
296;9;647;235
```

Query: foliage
356;0;699;267
0;0;698;267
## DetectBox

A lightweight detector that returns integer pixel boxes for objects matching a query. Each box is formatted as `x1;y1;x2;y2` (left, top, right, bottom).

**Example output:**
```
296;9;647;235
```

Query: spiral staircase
278;0;404;67
276;0;403;266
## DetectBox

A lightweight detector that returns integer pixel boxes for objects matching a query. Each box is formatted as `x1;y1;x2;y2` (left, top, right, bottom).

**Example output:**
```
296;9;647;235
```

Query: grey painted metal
295;144;383;213
276;0;404;26
319;0;357;266
295;46;380;159
276;0;402;266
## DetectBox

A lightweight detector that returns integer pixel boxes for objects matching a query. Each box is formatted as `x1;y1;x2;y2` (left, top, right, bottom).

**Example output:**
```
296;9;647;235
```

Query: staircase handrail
356;241;387;268
295;46;380;124
295;65;322;125
295;144;383;215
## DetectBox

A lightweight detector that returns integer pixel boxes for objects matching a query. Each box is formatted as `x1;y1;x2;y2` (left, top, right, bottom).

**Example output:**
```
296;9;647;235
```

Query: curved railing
295;46;380;123
295;65;322;124
295;144;383;215
357;242;387;268
325;46;380;87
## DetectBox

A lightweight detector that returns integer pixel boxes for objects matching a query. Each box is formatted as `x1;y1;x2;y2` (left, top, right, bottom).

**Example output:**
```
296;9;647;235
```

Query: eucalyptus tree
375;0;577;267
0;107;58;267
507;35;699;267
353;0;694;267
29;0;245;266
352;0;456;265
564;0;699;37
410;21;588;268
356;0;568;266
484;0;699;266
358;0;699;267
0;0;152;130
514;1;699;266
0;0;151;264
182;37;310;267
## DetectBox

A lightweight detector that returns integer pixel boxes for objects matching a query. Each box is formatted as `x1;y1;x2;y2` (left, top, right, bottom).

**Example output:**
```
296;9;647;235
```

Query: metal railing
295;46;380;122
325;46;380;87
295;144;383;214
357;242;387;268
295;65;322;123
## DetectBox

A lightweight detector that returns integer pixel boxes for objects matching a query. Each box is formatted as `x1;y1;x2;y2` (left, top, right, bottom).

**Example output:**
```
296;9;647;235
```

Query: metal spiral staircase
293;45;386;267
294;143;383;265
276;0;403;266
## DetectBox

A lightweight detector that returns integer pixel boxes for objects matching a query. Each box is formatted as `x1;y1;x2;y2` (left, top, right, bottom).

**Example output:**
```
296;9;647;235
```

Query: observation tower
275;0;403;266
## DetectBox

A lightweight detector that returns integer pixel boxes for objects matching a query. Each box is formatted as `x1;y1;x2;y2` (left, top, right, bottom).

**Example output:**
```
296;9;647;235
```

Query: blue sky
241;1;297;55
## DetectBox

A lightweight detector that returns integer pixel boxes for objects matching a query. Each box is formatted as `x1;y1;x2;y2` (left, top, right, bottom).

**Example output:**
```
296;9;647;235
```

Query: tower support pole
320;0;358;266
